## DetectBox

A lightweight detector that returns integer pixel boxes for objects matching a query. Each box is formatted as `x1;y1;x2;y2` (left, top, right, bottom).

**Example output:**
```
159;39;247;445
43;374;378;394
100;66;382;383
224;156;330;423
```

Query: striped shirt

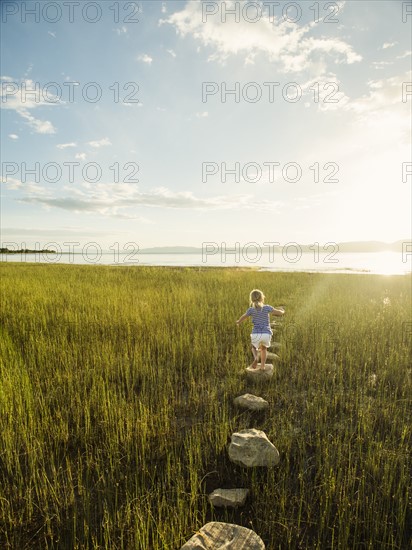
246;305;275;334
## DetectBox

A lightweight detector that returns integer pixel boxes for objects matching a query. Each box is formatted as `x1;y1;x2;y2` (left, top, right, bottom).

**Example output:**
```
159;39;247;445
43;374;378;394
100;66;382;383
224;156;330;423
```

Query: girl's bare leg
250;345;258;369
260;345;267;370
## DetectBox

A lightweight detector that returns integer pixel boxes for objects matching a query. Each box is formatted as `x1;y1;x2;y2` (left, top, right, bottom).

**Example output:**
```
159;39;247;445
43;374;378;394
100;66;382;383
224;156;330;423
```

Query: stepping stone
246;364;274;381
228;428;280;468
208;488;249;508
234;394;269;411
181;521;265;549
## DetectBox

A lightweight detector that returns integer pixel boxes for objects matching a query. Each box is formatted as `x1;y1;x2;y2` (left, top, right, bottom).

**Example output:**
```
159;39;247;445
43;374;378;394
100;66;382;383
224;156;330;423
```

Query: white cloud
1;177;21;188
87;137;111;148
122;101;143;108
396;50;412;59
244;52;257;65
57;142;77;149
2;177;47;196
18;109;56;134
18;181;282;217
137;53;153;65
161;0;361;73
161;2;167;14
302;70;412;177
9;134;18;140
1;226;122;238
348;72;411;116
75;153;87;160
115;26;127;35
48;31;56;38
0;77;58;134
301;70;411;127
372;61;393;69
382;42;397;49
195;111;209;118
167;49;176;58
24;64;33;77
301;74;350;111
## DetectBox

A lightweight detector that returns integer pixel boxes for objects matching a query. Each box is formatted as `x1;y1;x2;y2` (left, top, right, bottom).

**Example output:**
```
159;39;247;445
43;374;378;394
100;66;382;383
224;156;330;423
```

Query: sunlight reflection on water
2;250;411;275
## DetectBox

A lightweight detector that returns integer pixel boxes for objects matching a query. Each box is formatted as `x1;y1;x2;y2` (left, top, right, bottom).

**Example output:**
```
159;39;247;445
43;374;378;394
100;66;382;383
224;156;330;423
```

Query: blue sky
1;0;411;250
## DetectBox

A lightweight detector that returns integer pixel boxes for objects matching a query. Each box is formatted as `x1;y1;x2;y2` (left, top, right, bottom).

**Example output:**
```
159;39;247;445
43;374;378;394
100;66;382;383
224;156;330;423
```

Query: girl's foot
260;364;266;371
250;359;259;369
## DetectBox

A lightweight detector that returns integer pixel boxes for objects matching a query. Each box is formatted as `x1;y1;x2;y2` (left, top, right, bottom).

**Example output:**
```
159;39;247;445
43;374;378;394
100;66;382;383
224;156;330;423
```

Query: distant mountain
139;240;410;254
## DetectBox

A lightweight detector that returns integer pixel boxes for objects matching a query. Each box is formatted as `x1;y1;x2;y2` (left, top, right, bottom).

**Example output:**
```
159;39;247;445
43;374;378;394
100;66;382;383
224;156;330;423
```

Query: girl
236;289;285;370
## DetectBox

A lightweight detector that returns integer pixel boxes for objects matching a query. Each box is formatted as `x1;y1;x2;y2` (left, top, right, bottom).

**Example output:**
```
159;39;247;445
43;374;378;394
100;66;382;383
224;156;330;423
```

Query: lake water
1;251;411;275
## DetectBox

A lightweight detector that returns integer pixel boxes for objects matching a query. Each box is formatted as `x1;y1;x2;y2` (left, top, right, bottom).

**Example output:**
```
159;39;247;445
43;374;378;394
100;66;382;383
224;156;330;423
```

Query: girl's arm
236;313;249;325
271;307;285;317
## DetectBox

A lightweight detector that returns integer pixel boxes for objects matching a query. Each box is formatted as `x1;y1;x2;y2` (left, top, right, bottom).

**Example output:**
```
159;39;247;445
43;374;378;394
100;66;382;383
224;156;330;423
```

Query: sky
1;0;411;251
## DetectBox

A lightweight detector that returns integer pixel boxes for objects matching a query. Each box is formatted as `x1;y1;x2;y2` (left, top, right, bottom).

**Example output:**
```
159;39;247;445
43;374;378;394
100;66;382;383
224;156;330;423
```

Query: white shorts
250;333;271;349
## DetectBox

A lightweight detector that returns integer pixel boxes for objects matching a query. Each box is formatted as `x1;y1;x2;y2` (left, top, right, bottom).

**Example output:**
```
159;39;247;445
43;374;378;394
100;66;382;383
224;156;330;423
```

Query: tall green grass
0;264;410;549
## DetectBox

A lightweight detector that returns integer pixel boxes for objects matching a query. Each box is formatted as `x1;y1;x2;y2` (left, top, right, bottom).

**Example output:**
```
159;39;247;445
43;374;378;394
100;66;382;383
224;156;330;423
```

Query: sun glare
368;251;410;275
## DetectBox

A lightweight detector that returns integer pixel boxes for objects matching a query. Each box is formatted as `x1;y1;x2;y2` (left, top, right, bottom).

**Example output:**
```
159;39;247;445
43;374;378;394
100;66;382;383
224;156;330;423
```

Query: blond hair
250;289;265;309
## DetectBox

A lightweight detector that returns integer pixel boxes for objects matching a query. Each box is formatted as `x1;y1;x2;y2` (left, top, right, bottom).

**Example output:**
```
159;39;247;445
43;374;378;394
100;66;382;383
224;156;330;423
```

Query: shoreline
1;260;410;276
1;249;410;276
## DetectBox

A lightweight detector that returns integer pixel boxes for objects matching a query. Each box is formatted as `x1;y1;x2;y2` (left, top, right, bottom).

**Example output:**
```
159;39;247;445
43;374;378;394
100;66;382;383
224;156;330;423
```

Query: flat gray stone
234;394;269;411
228;428;280;467
245;364;274;381
181;521;265;549
208;488;249;508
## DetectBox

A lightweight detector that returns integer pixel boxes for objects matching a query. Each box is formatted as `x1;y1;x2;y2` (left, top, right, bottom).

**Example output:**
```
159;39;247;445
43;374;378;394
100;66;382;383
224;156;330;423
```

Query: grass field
0;264;410;549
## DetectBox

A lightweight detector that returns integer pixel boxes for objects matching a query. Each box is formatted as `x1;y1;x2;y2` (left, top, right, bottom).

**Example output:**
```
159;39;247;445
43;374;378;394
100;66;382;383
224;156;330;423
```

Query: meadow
0;263;410;549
